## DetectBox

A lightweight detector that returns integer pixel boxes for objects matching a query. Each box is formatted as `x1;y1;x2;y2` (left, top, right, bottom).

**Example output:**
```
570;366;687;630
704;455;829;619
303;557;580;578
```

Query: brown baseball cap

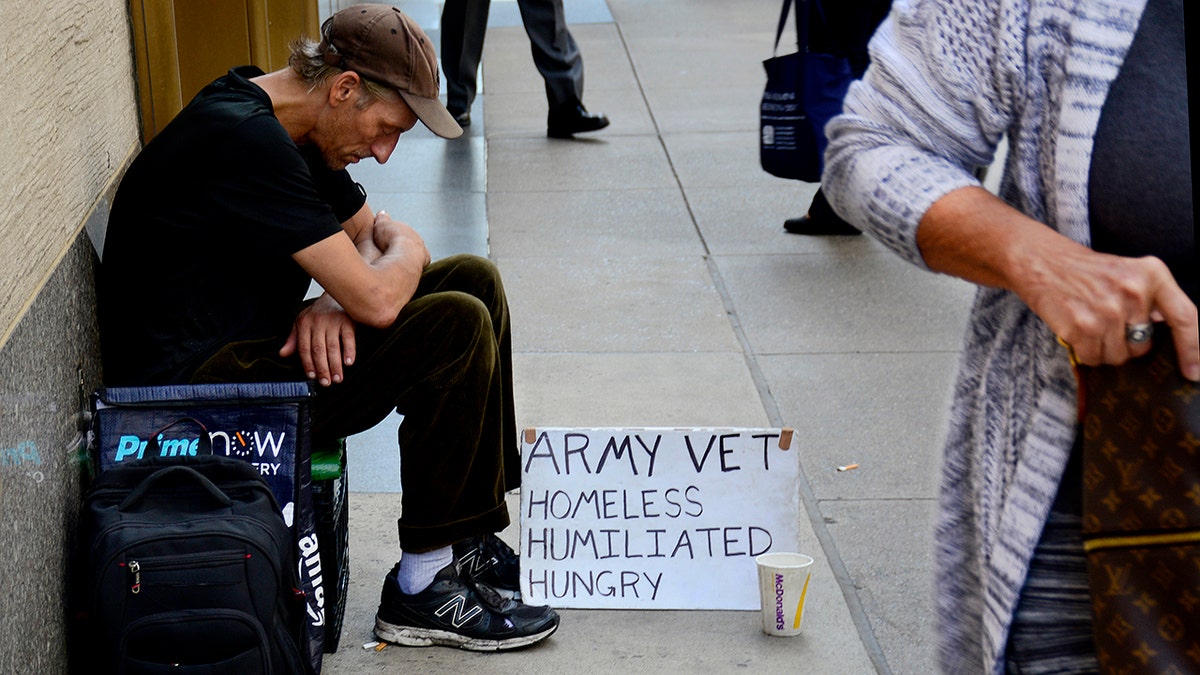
319;4;462;139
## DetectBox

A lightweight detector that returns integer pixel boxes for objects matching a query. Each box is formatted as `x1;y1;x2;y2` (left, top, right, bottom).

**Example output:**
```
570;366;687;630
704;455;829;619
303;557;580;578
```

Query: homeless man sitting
96;3;557;652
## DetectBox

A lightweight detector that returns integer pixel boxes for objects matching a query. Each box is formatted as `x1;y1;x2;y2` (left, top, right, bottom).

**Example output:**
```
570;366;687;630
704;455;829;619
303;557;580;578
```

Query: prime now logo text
113;429;289;471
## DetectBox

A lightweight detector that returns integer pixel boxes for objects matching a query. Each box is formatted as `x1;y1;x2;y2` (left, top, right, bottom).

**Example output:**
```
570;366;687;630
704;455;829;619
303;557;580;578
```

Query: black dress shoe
783;214;862;236
547;103;610;138
447;106;471;128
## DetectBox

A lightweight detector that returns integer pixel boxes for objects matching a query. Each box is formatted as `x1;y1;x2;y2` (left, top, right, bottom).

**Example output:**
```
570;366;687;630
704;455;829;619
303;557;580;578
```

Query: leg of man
783;188;862;236
193;254;520;551
309;254;520;551
514;0;583;108
514;0;609;137
440;0;493;122
194;255;559;650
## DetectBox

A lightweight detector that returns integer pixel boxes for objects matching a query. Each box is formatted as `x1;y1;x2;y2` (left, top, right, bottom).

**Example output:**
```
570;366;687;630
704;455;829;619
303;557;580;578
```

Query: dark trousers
192;254;519;553
441;0;492;111
515;0;584;109
441;0;584;111
806;188;855;229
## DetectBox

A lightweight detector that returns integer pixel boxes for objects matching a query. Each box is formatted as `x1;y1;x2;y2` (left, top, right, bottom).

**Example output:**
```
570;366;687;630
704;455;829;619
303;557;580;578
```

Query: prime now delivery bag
90;381;327;671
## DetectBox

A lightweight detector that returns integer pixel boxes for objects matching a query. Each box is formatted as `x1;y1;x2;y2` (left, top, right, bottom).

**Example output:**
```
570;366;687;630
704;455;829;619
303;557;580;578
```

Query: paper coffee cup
755;552;814;637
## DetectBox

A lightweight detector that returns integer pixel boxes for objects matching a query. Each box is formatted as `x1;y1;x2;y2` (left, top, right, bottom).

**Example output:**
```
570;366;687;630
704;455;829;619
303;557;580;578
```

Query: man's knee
435;290;491;323
434;254;507;308
428;291;496;347
442;253;502;285
422;292;498;380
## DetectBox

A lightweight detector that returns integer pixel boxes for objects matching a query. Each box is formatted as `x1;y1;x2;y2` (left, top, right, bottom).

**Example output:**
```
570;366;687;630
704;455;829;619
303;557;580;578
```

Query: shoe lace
469;577;510;612
481;534;519;577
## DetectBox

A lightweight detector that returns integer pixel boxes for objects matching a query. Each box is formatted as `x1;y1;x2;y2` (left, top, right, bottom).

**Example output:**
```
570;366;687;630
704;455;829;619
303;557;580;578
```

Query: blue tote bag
760;0;854;182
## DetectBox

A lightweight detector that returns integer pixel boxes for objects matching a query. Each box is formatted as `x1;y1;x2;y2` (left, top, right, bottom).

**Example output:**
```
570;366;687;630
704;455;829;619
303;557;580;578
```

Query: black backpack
72;454;312;674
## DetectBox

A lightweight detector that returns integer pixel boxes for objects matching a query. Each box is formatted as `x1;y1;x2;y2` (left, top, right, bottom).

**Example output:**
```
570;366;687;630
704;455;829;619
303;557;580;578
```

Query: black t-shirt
99;66;366;386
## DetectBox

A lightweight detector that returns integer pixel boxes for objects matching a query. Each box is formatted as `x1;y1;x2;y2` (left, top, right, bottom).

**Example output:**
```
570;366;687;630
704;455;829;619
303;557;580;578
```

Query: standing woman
821;0;1197;672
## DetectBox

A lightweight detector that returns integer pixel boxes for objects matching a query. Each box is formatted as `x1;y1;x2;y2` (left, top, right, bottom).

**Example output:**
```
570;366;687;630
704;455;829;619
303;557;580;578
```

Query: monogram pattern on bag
1081;328;1200;674
1090;546;1200;673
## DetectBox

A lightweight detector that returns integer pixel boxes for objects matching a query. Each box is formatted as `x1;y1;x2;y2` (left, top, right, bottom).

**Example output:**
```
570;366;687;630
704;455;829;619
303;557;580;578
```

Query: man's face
312;86;418;170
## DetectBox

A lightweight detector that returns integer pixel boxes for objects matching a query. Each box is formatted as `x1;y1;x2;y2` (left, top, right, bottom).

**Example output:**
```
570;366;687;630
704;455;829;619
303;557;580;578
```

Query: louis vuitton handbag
1078;324;1200;673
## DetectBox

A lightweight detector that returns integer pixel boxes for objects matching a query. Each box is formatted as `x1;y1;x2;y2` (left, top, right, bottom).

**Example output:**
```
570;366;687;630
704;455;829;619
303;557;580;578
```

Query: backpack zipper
120;550;253;595
124;560;141;594
96;519;283;609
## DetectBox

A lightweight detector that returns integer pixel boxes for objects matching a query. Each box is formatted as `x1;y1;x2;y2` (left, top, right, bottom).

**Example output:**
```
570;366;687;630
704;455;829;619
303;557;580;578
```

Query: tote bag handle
772;0;810;57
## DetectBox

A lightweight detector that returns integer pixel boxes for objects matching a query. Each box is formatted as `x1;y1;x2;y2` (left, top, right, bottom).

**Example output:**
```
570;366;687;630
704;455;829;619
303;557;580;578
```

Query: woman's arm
919;186;1199;379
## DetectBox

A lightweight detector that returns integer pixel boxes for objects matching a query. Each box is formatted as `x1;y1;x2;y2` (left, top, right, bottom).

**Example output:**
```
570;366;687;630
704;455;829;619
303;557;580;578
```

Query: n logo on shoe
435;593;483;628
460;549;498;576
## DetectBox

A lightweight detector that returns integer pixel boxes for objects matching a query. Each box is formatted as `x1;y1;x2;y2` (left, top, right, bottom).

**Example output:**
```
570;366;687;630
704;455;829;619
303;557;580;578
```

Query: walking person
440;0;610;137
783;0;891;236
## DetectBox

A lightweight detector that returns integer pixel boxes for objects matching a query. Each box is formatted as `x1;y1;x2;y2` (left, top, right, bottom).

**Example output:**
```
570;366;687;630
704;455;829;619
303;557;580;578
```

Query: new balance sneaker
454;534;522;600
374;561;559;651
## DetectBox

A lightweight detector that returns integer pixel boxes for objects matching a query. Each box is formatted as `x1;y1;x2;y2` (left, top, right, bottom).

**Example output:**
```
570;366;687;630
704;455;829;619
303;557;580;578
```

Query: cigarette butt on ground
362;641;380;650
837;463;859;472
374;642;389;652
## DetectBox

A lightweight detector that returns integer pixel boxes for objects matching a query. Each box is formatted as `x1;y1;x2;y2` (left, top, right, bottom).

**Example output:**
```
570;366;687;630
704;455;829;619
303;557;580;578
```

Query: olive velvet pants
192;254;519;553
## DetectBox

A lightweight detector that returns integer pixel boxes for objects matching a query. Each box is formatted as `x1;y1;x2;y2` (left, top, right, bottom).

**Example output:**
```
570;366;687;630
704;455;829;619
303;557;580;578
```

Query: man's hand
279;294;357;387
294;205;429;330
371;210;431;268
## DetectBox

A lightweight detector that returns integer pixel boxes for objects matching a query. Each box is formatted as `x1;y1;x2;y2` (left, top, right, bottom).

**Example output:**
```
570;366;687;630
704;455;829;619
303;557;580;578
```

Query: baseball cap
319;4;462;139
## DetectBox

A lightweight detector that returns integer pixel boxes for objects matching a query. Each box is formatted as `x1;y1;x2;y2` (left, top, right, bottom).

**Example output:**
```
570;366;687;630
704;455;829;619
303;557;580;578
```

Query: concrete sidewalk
319;0;976;672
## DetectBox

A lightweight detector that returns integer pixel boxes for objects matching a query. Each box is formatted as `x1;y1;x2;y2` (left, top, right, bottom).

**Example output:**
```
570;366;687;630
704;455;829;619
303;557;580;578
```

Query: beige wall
0;0;140;350
0;5;138;669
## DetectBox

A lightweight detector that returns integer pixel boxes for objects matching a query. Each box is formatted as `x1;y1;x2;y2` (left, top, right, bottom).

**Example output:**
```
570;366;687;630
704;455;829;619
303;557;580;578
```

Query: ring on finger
1125;322;1153;345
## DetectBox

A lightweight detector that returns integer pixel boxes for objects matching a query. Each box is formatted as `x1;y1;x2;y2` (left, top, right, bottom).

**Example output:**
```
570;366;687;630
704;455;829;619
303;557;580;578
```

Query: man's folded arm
293;202;430;328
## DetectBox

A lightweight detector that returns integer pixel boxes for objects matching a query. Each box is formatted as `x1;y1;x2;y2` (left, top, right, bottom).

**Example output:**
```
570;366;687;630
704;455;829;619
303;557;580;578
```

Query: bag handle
119;464;233;511
143;416;213;456
772;0;811;56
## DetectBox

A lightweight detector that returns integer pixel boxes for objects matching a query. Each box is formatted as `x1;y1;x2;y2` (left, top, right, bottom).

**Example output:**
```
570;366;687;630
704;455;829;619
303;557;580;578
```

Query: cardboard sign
519;427;802;610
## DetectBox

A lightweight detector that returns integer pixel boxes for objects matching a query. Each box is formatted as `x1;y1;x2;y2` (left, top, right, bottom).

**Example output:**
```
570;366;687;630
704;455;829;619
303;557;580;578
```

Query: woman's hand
918;187;1199;380
1016;243;1197;378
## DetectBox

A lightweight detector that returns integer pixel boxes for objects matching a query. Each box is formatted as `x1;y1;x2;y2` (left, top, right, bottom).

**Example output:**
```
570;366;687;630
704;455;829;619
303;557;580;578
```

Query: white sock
395;546;454;595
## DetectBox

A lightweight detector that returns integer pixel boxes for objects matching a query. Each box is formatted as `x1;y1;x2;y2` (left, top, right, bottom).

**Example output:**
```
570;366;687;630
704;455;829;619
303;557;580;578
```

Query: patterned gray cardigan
822;0;1149;671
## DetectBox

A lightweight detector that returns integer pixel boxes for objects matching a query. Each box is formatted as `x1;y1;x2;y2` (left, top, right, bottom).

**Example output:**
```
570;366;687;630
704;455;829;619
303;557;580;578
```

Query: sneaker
374;561;559;651
454;534;522;600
